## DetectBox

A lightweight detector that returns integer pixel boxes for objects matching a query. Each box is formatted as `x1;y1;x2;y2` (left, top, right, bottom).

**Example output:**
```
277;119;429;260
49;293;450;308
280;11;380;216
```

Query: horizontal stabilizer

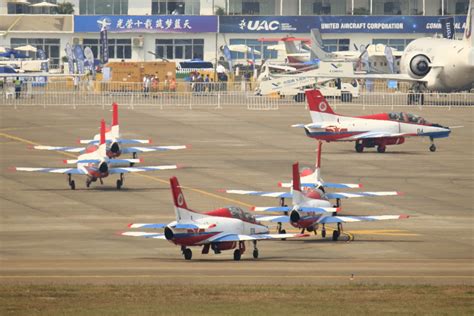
120;231;166;239
34;145;85;153
319;214;409;224
326;191;401;199
127;223;167;229
109;165;180;174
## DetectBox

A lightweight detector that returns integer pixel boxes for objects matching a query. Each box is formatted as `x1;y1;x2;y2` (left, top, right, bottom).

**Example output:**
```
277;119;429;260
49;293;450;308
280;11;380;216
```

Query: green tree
56;2;75;14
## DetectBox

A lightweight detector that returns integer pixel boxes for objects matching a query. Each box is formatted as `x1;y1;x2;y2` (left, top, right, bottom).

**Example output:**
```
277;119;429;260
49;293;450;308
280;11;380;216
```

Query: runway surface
0;104;473;285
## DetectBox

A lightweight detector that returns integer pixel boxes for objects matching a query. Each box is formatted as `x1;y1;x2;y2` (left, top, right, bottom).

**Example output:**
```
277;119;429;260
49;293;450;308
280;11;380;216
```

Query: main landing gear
377;145;386;153
182;246;192;260
233;241;246;261
116;173;124;189
332;223;343;241
252;240;259;259
131;152;137;166
429;137;436;152
68;174;75;190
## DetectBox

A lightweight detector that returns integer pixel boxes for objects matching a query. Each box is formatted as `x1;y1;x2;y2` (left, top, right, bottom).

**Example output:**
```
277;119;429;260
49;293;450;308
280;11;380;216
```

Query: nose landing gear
68;174;75;190
116;173;124;189
429;137;436;152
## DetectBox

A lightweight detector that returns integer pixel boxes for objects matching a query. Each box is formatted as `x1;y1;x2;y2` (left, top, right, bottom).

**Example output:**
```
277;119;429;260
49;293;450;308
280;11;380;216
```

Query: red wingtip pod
277;181;283;187
170;176;188;209
399;214;410;219
250;206;256;211
305;89;335;114
127;223;133;228
112;103;119;126
100;119;106;145
292;162;301;192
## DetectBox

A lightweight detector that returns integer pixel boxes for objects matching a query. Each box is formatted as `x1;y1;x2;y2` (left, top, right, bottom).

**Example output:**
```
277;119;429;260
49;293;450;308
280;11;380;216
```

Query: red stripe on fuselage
171;231;221;246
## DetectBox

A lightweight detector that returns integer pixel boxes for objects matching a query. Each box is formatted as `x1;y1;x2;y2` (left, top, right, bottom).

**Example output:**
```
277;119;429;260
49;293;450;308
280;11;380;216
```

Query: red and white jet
16;119;180;190
256;162;409;241
121;177;307;261
297;89;452;152
34;103;188;161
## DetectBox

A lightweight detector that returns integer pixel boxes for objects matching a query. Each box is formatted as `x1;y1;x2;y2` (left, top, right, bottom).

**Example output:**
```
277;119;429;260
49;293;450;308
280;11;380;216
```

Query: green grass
0;284;473;315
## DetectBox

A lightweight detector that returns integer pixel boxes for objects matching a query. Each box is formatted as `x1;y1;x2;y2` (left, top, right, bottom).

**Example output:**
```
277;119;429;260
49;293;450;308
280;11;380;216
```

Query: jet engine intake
290;210;301;222
409;54;431;78
164;227;174;240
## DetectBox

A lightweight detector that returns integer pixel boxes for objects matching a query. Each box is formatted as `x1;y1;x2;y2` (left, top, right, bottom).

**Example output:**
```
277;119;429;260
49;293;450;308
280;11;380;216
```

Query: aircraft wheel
253;249;259;259
86;181;91;188
116;179;122;190
279;229;287;241
355;143;364;153
429;144;436;152
233;249;241;261
332;230;340;241
183;248;192;260
377;145;386;153
70;180;75;190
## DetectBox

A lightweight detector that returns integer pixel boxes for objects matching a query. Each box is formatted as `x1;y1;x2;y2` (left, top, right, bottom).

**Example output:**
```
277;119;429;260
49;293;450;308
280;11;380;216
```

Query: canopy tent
14;45;37;53
30;1;58;7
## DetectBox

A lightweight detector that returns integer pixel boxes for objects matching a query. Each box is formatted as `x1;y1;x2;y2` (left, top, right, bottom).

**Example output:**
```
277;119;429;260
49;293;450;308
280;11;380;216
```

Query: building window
10;38;60;67
228;39;278;60
228;0;276;15
151;0;200;15
155;39;204;60
301;0;349;15
322;39;350;52
445;0;469;15
373;0;423;15
106;39;132;59
372;38;413;51
79;0;128;15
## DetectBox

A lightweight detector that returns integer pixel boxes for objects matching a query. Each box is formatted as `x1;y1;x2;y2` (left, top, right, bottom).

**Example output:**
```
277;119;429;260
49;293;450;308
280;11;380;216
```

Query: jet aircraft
121;177;307;261
297;89;452;152
16;119;180;190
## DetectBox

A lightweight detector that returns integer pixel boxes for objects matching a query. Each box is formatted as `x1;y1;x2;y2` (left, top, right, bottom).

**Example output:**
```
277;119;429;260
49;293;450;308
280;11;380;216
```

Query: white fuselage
400;37;474;92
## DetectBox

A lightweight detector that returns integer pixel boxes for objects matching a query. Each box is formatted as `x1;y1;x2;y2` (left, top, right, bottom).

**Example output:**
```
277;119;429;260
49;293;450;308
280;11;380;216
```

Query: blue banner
65;43;74;74
75;16;218;33
100;28;108;64
73;45;85;74
220;16;467;34
440;17;455;39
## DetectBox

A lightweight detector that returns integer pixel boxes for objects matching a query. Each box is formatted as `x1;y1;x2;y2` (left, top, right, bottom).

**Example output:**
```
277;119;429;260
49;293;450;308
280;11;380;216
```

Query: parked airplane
121;176;308;261
256;162;409;241
34;103;188;161
16;119;180;190
297;89;451;152
222;160;400;235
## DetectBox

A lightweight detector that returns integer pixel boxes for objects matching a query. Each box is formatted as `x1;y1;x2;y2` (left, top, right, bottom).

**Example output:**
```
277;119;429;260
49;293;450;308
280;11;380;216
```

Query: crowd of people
142;74;176;96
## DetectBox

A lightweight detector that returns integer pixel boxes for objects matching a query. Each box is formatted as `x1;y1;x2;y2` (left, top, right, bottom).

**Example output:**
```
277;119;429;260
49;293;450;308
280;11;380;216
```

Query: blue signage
220;16;467;34
75;16;218;33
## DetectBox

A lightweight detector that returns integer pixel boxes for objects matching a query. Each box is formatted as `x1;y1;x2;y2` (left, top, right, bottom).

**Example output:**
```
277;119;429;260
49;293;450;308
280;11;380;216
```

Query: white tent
30;1;58;7
14;45;37;52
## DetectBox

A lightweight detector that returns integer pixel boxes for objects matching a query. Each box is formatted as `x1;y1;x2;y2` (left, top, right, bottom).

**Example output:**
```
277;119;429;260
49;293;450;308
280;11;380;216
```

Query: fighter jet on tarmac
296;89;452;152
256;162;409;241
121;176;307;261
16;119;180;190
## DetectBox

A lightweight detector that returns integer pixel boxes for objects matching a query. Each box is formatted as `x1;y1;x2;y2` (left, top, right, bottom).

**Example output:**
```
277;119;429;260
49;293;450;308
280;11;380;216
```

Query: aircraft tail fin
463;0;473;47
98;119;107;157
292;162;305;205
111;102;119;137
283;38;300;55
310;28;331;61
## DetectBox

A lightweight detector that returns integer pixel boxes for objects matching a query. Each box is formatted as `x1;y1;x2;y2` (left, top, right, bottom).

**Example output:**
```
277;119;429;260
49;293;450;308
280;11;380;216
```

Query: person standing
14;77;21;99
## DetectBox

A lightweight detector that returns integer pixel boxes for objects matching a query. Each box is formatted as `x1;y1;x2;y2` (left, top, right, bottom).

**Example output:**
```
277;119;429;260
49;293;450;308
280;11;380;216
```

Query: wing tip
399;214;410;219
217;189;226;193
250;206;256;211
6;166;17;173
185;144;192;149
175;164;185;169
127;223;133;228
277;181;283;187
396;191;404;196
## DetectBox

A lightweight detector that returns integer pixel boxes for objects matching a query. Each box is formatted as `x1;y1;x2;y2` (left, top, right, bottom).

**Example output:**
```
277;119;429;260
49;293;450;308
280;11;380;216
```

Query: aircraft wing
326;191;401;199
120;231;166;239
109;165;179;174
256;215;291;223
15;167;86;174
319;214;409;224
127;223;167;229
279;181;361;189
33;145;85;153
223;190;292;199
81;139;152;145
253;206;338;213
121;145;187;154
209;233;307;242
348;131;416;140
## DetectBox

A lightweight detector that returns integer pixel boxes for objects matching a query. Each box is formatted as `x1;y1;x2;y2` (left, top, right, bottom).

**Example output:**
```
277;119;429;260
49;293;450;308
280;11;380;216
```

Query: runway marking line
1;275;472;279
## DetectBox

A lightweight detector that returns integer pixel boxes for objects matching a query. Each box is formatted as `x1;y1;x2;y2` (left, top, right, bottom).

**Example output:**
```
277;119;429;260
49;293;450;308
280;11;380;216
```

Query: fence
1;81;473;109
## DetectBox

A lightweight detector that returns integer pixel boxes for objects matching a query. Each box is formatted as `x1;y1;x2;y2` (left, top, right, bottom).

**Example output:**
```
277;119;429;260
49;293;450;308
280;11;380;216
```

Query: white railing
1;84;472;110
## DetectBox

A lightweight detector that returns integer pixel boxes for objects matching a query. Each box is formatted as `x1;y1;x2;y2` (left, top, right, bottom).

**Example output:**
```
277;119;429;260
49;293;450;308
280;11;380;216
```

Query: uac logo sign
239;19;280;31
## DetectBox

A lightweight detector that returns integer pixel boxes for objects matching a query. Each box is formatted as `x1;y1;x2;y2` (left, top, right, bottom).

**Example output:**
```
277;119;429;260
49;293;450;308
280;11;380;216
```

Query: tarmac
0;103;473;285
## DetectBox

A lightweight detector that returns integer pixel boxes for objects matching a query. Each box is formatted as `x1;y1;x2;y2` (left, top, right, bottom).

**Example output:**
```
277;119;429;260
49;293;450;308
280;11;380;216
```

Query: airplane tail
463;0;473;47
292;162;305;205
170;176;202;221
98;119;107;157
309;28;331;61
305;89;339;123
283;38;300;55
111;102;119;137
